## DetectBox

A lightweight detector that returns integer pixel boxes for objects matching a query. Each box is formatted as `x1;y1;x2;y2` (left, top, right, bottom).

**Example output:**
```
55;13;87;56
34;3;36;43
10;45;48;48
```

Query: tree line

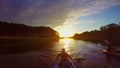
0;20;59;38
0;20;59;54
73;23;120;46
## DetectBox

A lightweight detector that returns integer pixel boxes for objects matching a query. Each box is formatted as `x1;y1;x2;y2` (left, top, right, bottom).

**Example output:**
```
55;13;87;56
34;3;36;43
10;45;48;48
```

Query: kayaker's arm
68;55;72;60
67;54;73;62
54;54;59;63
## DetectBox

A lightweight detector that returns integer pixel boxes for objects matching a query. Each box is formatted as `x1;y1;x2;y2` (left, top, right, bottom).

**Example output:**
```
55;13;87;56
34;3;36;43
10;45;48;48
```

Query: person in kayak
57;48;73;68
58;48;72;60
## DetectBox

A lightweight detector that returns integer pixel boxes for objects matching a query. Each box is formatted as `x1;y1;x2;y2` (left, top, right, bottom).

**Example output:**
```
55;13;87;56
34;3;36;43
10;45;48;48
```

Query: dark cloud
0;0;120;27
0;0;72;26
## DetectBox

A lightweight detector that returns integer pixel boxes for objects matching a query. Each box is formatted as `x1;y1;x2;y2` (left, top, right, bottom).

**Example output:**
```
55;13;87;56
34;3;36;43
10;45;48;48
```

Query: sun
58;29;74;37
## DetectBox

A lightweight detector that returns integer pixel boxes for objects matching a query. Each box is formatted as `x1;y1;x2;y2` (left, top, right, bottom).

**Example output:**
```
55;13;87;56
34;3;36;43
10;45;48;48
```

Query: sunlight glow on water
59;38;74;54
0;39;119;68
62;39;69;49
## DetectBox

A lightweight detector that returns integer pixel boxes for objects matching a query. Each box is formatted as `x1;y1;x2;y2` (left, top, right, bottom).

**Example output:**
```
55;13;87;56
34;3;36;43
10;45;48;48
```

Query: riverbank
73;23;120;46
0;36;59;54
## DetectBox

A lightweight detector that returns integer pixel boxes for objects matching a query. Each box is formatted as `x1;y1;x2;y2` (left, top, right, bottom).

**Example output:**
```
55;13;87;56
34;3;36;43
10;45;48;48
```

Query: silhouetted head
62;48;65;53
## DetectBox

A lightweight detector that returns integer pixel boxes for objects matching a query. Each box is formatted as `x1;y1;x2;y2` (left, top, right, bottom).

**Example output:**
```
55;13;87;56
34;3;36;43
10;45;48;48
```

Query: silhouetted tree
0;20;59;38
73;23;120;46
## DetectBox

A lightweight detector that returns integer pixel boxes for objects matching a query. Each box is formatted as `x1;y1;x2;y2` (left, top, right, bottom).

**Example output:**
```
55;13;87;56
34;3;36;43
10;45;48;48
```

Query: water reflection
55;39;120;68
60;38;72;52
0;39;120;68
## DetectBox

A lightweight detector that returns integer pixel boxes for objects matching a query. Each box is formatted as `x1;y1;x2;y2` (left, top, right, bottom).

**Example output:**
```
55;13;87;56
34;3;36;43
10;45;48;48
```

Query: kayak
54;58;75;68
102;50;120;59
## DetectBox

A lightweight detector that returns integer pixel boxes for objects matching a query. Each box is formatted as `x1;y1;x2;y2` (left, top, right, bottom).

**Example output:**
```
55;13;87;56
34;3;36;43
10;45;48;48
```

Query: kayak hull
102;50;120;59
54;59;75;68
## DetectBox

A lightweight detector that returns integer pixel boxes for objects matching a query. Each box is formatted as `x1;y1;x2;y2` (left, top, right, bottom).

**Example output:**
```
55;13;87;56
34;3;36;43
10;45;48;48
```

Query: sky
0;0;120;37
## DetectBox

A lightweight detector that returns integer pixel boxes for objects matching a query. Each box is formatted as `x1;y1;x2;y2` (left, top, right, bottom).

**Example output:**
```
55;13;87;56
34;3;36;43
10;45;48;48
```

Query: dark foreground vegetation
0;20;59;54
73;23;120;46
0;20;59;37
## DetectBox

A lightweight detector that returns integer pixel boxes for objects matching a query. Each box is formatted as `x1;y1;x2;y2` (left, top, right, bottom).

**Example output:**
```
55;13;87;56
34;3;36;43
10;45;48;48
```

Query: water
0;38;120;68
53;38;107;68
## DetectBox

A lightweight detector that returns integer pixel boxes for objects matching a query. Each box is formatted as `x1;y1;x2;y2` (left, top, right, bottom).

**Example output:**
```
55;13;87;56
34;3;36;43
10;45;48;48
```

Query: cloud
79;20;96;24
0;0;120;27
69;0;120;18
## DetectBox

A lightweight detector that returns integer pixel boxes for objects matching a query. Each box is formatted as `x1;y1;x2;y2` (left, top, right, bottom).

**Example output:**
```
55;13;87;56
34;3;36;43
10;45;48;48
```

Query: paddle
73;58;85;63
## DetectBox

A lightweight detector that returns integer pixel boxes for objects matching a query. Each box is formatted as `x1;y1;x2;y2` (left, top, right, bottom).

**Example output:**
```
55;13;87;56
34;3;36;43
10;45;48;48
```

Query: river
0;38;120;68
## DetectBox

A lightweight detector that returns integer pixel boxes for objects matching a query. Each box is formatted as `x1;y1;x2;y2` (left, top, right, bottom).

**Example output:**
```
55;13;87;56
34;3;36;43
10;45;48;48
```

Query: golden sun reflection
63;39;69;49
60;38;73;53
